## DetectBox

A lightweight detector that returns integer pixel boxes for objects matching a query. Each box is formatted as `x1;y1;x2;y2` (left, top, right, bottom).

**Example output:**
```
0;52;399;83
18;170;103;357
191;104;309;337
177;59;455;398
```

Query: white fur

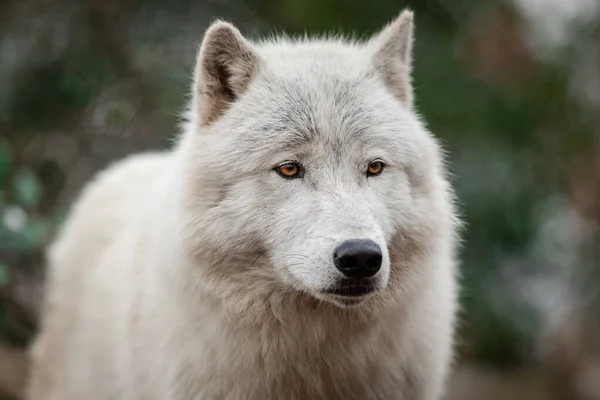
27;10;460;400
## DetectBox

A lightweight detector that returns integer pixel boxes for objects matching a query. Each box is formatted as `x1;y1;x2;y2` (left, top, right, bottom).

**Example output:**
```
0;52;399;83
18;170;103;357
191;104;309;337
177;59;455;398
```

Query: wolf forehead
216;53;419;156
192;11;429;169
233;38;411;130
228;75;414;148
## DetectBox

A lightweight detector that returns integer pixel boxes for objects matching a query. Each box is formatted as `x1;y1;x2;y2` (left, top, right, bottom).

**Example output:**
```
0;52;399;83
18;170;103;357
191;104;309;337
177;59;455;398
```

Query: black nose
333;239;382;279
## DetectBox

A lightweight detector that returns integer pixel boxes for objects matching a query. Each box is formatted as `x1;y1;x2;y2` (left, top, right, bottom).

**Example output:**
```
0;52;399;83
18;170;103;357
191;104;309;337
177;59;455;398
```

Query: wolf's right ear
369;10;415;108
194;21;259;126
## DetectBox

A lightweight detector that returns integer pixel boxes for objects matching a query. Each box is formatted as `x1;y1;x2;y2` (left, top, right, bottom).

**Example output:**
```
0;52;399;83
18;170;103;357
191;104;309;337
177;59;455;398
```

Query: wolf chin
27;9;460;400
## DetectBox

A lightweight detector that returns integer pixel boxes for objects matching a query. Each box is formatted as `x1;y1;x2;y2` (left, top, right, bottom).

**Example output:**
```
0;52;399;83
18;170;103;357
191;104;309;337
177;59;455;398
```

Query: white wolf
27;9;460;400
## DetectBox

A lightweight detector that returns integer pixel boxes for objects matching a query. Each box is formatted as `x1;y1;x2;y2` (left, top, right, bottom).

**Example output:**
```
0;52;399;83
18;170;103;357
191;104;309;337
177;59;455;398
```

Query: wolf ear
194;21;259;125
369;10;415;107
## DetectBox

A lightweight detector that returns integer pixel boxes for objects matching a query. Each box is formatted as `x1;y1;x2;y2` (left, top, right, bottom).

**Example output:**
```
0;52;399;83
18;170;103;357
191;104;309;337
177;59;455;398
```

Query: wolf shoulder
48;151;171;272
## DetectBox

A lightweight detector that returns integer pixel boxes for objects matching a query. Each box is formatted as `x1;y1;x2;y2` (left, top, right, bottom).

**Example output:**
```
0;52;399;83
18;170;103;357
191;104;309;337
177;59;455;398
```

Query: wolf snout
333;239;382;279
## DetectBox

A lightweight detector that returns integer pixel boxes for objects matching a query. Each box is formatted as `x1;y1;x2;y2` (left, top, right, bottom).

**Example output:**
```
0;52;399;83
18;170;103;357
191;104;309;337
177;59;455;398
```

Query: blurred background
0;0;599;398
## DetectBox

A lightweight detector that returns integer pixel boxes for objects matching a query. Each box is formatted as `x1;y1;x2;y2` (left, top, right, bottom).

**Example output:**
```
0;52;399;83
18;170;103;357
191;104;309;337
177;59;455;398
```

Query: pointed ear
194;21;259;126
369;10;415;107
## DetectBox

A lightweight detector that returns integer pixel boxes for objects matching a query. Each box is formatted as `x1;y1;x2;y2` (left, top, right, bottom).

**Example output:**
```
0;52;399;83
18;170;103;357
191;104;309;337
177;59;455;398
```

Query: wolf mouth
323;281;377;297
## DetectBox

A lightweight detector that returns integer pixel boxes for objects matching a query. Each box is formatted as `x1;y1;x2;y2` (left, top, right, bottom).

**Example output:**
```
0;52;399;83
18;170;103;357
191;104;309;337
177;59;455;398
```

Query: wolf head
179;10;456;309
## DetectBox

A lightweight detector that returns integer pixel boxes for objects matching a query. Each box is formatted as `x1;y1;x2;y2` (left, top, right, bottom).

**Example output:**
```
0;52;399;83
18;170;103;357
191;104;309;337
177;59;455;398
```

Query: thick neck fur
156;254;413;399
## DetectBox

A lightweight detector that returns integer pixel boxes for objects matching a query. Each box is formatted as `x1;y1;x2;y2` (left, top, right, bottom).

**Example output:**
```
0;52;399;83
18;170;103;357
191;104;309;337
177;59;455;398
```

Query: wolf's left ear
194;21;260;126
369;10;415;108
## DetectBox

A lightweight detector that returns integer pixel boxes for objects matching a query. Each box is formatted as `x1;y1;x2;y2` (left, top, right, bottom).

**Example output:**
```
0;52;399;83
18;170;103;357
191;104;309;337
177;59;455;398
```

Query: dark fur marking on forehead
256;78;321;146
269;75;378;142
238;71;410;166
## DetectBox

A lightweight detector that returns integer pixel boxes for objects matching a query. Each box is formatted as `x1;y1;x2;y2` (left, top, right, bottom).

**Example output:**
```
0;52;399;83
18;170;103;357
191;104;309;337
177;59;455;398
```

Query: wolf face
181;11;448;308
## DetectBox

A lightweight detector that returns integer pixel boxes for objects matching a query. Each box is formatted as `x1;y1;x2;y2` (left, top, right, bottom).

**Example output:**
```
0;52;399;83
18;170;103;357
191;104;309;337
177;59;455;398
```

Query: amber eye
276;162;302;179
367;160;385;176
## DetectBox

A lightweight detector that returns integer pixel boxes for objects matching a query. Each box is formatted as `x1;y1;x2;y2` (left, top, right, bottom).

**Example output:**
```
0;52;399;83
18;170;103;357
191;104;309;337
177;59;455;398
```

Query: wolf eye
275;162;302;179
367;160;385;177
